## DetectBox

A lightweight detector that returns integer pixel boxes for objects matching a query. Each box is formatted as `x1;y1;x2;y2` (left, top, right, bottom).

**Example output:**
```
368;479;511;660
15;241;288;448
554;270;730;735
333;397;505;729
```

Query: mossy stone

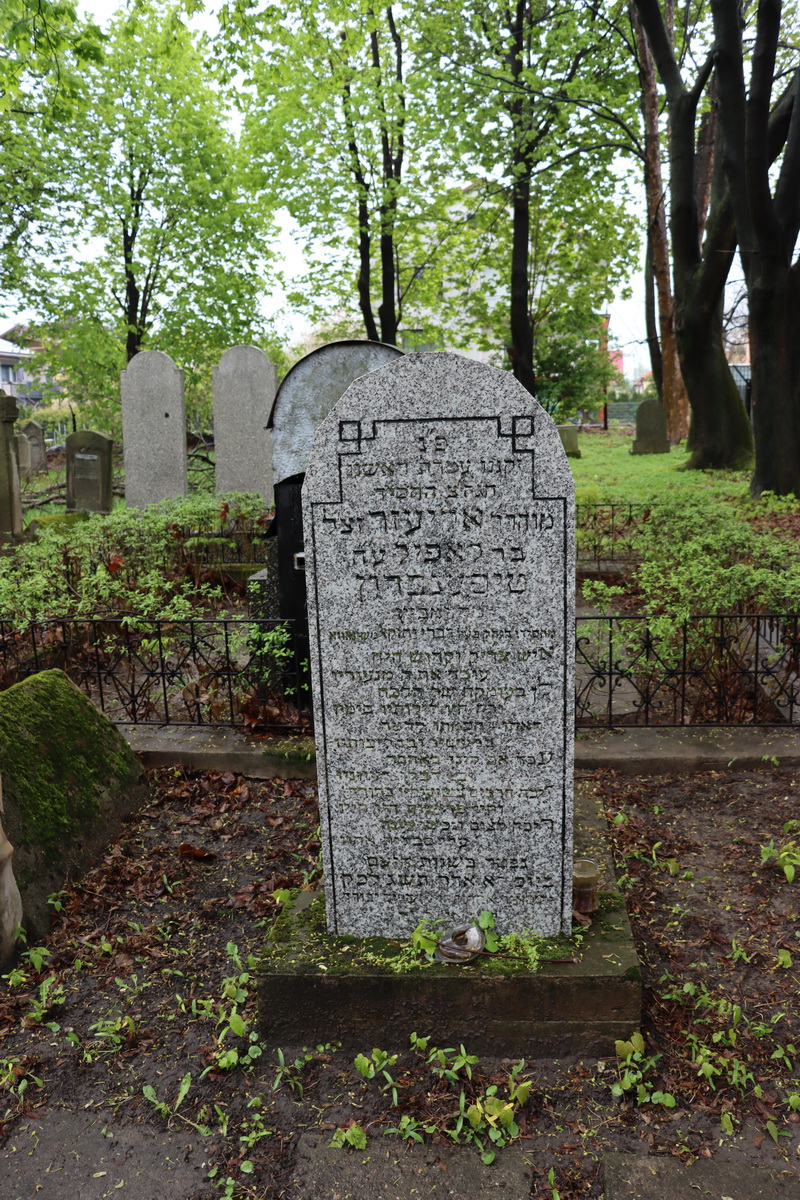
0;669;146;935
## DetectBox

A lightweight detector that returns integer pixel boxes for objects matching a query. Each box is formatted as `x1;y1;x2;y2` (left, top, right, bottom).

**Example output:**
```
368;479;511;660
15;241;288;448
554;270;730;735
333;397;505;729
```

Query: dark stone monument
66;430;114;514
631;398;670;454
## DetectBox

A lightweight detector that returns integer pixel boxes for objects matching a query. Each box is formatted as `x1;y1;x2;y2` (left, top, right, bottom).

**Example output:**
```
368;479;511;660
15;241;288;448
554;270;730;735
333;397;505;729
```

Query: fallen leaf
178;843;216;861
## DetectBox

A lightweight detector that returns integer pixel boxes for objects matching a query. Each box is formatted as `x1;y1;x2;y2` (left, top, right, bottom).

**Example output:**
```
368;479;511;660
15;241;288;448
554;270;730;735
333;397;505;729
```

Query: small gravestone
557;424;581;458
0;393;22;541
121;350;187;508
631;397;670;454
66;430;114;514
21;420;46;474
304;352;575;938
213;346;276;502
14;434;31;480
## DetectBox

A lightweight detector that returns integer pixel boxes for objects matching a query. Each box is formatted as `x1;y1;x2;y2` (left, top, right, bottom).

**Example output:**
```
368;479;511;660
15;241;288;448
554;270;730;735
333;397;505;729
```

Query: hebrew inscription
303;353;575;938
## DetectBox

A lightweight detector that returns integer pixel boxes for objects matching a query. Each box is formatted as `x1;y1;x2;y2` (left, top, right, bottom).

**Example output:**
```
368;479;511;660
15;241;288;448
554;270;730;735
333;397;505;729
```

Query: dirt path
0;765;798;1198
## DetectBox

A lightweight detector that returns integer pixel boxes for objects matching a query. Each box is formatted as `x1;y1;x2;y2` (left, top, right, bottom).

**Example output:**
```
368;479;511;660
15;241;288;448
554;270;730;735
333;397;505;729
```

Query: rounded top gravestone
270;340;402;486
302;352;576;940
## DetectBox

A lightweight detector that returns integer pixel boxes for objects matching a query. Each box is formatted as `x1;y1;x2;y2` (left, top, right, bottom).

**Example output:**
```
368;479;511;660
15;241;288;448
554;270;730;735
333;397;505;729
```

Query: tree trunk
749;260;800;494
710;0;800;494
677;296;754;468
644;231;663;397
634;0;752;467
633;4;689;441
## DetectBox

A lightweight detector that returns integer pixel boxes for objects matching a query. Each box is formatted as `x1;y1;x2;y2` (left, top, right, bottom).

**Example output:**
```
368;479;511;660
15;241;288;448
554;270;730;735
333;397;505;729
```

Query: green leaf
720;1112;734;1135
174;1072;191;1110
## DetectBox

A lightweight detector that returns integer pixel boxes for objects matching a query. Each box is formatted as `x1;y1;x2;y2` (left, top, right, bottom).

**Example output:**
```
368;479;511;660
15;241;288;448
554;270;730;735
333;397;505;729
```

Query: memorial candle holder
572;858;600;915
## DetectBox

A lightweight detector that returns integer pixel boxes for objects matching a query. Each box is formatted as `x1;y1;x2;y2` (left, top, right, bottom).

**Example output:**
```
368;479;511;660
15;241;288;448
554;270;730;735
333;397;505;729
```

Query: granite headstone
66;430;114;514
213;345;277;502
631;398;670;454
303;352;575;939
21;420;46;474
121;350;187;508
0;394;22;541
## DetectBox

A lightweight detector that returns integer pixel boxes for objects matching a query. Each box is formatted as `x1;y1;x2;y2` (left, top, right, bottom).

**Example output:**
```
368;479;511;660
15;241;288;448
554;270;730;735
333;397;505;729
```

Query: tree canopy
13;0;275;434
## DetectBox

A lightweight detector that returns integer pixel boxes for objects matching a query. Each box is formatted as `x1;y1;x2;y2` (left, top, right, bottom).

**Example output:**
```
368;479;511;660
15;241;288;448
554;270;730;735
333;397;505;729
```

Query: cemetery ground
1;762;800;1198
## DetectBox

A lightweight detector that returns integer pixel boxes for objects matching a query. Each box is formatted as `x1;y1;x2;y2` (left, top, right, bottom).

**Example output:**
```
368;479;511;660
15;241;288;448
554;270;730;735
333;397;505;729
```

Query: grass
571;429;753;506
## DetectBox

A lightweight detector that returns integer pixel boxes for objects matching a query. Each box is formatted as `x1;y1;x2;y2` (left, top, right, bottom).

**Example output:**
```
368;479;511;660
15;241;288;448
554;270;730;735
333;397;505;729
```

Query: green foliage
0;0;104;290
16;0;277;435
611;1031;676;1108
329;1123;367;1150
761;822;800;884
0;493;265;622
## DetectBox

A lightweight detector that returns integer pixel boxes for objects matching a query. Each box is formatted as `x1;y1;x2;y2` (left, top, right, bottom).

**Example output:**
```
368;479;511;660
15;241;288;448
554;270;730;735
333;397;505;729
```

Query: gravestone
0;393;22;541
14;434;30;480
120;350;187;508
631;397;670;454
269;340;404;681
66;430;114;514
270;339;403;486
213;345;276;502
557;424;581;458
303;352;575;939
21;420;46;474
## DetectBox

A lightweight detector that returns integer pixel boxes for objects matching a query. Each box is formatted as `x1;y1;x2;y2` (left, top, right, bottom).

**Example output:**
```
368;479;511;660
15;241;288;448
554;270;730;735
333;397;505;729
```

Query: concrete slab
0;1109;209;1200
256;785;641;1058
288;1132;534;1199
121;724;800;780
576;726;800;774
122;725;316;779
603;1152;800;1199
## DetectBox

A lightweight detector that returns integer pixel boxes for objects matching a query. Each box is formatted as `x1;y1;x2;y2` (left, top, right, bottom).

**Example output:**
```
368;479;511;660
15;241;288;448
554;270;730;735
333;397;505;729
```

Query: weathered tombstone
0;393;22;541
120;350;187;508
269;340;403;678
557;424;581;458
14;434;30;480
21;420;46;474
631;397;670;454
213;345;277;502
66;430;114;514
304;352;575;939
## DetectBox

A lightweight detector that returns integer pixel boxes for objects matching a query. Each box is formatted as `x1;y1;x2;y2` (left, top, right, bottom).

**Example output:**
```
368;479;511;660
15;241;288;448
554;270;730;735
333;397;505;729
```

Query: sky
10;0;648;378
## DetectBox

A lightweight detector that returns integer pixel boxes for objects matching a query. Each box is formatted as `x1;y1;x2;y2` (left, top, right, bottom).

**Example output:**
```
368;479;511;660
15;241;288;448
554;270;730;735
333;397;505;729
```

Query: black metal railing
576;503;649;566
576;612;800;726
0;610;797;730
0;617;309;733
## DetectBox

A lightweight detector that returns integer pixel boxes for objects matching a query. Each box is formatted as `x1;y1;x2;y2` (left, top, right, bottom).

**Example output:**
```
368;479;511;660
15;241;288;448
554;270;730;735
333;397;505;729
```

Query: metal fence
0;610;797;730
576;503;649;566
576;612;800;726
0;616;309;733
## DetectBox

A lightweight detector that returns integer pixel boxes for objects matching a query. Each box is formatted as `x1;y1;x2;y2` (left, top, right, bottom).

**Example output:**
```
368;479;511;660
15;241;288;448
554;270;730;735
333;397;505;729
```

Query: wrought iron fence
0;616;309;733
0;610;797;730
576;503;649;566
176;519;272;566
576;612;800;726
